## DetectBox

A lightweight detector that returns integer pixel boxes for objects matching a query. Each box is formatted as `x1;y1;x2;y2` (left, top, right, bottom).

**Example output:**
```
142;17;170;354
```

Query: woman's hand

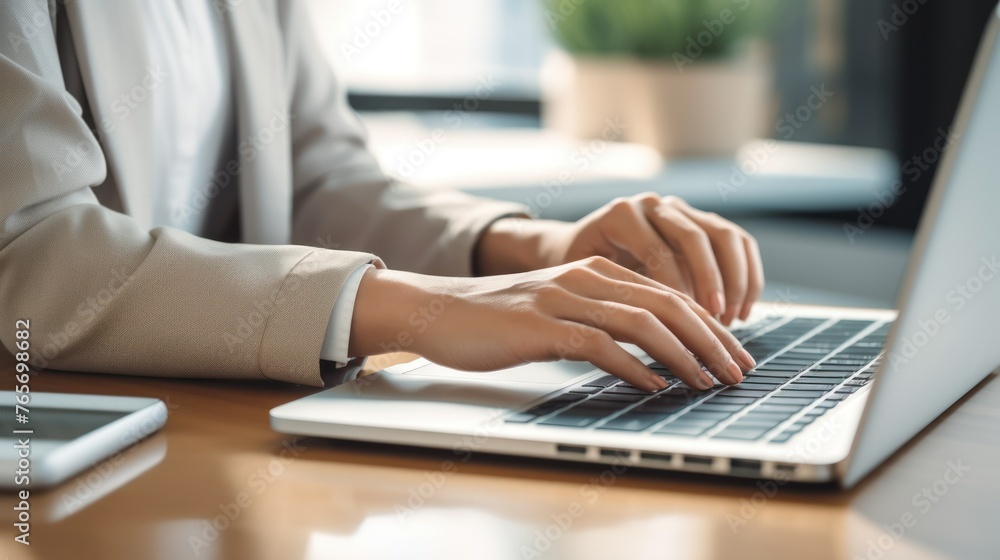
477;194;764;325
349;257;756;392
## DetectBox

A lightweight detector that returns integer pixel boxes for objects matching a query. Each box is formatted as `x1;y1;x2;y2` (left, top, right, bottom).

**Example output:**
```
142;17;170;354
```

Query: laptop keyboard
505;317;892;443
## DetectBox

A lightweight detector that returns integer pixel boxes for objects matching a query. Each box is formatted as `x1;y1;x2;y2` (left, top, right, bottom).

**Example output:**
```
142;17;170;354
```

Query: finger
741;235;765;321
675;253;697;297
585;258;756;371
553;321;668;392
552;294;715;390
566;264;746;384
681;212;748;326
643;203;725;316
679;290;757;371
631;287;744;385
600;202;692;296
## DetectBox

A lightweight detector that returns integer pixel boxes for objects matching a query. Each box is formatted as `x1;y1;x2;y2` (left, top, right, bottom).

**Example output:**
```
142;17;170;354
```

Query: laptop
272;6;1000;488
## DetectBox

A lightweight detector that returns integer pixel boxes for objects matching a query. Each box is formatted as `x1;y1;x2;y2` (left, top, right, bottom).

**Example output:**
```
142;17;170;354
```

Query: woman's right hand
348;256;755;392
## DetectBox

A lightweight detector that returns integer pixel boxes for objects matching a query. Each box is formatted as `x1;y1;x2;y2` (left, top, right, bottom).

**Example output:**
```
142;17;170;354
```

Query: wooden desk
1;351;998;560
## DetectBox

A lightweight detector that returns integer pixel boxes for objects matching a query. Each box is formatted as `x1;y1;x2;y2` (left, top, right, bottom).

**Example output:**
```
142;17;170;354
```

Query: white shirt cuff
319;263;373;366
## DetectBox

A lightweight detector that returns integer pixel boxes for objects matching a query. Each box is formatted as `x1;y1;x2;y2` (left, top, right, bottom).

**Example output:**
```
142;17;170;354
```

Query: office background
303;0;997;310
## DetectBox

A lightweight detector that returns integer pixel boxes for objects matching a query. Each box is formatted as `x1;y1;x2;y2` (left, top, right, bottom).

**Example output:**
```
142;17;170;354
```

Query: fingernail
698;370;715;390
712;292;725;316
651;375;669;391
726;360;743;384
739;348;756;368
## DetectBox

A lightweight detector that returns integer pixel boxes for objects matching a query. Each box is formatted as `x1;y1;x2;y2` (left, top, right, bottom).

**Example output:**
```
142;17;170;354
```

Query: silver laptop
272;6;1000;488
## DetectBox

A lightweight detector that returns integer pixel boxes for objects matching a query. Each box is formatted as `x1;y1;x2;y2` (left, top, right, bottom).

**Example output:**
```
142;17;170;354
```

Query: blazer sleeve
278;2;529;277
0;1;379;387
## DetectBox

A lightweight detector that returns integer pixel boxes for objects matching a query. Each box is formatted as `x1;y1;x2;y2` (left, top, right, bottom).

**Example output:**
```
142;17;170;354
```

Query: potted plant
541;0;785;157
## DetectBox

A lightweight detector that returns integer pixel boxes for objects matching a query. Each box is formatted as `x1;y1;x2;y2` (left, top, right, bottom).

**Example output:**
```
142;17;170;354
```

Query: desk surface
1;351;998;560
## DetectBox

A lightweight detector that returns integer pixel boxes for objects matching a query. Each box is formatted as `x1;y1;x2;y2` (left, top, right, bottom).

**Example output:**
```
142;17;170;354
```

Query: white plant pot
542;49;773;157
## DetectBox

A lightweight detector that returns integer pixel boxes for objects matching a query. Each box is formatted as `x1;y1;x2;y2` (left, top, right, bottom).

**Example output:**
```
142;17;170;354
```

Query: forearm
473;217;573;276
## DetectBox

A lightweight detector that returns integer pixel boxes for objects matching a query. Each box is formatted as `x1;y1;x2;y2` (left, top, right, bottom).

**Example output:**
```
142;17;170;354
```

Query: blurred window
308;0;550;99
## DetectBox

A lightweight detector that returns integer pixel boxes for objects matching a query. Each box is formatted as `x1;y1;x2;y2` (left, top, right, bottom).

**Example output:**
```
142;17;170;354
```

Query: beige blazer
0;0;525;385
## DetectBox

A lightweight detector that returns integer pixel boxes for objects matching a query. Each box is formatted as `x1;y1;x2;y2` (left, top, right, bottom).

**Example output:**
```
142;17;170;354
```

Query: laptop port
683;455;714;468
639;452;674;463
599;448;629;459
774;463;798;475
556;444;587;455
729;459;762;476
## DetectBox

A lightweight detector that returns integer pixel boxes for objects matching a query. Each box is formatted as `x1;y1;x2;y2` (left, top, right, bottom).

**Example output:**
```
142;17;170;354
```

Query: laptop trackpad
401;359;599;385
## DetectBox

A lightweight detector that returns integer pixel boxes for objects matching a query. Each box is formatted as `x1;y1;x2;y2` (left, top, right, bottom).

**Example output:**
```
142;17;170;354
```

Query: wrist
349;268;420;357
474;217;573;275
348;268;457;358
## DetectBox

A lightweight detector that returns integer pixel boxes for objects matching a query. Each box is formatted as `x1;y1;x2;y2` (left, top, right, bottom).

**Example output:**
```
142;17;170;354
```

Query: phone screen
0;406;129;441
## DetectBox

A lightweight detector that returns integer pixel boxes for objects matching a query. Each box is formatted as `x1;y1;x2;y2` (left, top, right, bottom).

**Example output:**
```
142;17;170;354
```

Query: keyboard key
737;385;783;394
765;357;820;365
590;393;648;403
505;412;537;423
605;385;654;395
834;319;875;328
694;403;746;413
564;403;623;416
742;374;791;383
712;427;769;440
629;397;682;410
709;396;756;405
789;420;812;431
716;386;772;399
524;395;587;416
669;410;720;423
598;413;664;431
681;410;731;421
747;369;797;378
766;396;814;406
753;403;803;414
655;423;712;436
754;364;806;372
568;386;602;394
739;378;784;386
770;432;795;443
583;375;620;388
740;411;794;422
716;388;770;398
836;351;880;359
785;383;839;392
728;422;782;435
538;414;599;427
669;386;710;398
800;371;854;379
743;348;779;360
823;358;870;366
774;389;828;398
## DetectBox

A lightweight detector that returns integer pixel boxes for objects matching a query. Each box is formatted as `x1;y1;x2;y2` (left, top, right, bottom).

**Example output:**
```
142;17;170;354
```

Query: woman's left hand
477;193;764;326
